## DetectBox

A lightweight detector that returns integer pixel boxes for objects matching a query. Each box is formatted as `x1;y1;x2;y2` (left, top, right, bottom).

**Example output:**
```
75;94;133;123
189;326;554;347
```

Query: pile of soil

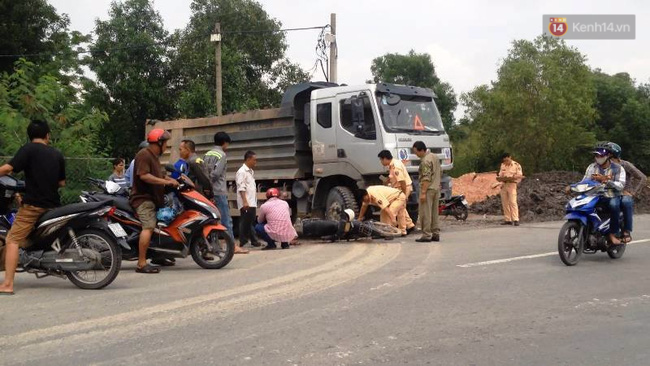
469;171;650;222
452;172;500;204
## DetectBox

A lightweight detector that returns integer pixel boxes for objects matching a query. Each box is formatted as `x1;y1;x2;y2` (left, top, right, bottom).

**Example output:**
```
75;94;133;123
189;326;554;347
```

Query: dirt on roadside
467;171;650;222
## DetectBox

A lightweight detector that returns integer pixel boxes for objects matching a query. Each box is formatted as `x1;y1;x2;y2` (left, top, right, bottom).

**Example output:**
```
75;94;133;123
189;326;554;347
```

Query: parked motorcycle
439;195;469;221
81;175;235;269
0;175;125;289
558;180;626;266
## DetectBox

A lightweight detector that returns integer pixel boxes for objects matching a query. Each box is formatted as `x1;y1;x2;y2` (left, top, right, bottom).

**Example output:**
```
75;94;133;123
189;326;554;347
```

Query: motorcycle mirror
105;181;122;194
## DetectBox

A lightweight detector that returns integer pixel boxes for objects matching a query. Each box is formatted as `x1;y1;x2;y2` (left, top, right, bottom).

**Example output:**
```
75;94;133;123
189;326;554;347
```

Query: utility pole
211;23;223;116
329;13;337;84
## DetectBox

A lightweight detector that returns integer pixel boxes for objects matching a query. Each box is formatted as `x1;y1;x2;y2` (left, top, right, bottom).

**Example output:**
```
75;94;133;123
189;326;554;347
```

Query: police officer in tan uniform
496;153;524;226
378;150;416;232
412;141;441;242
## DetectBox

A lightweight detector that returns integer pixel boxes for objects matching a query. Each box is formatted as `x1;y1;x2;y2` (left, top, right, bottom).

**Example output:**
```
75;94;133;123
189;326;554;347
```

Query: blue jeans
608;197;623;235
621;195;634;233
214;195;233;239
255;222;275;246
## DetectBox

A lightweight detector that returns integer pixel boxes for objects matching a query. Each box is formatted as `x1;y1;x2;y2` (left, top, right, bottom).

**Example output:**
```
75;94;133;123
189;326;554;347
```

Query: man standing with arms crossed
204;132;248;254
130;129;179;273
378;150;416;233
412;141;441;242
0;120;65;295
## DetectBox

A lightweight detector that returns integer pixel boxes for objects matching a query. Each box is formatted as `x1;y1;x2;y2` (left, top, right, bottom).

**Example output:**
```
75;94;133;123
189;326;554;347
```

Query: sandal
234;247;250;254
623;233;632;244
135;264;161;274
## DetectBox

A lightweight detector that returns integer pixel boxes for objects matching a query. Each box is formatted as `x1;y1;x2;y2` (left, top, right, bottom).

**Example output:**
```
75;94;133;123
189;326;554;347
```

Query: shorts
6;204;49;248
135;201;157;230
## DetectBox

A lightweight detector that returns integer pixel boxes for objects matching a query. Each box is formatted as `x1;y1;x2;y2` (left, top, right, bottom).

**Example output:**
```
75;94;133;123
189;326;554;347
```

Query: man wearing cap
497;153;524;226
357;185;408;236
378;150;416;233
583;142;626;245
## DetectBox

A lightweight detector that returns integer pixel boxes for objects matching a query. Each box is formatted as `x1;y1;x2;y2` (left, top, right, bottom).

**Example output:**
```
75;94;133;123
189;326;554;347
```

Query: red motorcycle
81;176;235;269
439;195;469;221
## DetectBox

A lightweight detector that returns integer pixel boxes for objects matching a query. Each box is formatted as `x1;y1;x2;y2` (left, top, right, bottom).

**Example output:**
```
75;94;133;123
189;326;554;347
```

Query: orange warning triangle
413;115;425;131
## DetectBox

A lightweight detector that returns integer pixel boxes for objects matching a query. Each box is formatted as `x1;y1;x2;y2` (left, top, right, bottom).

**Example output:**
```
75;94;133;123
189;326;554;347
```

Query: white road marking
457;238;650;268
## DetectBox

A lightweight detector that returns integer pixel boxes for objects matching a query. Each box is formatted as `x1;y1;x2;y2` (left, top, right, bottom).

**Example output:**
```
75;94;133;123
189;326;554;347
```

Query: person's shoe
501;221;513;226
262;244;277;250
431;234;440;242
202;253;215;261
281;242;290;249
415;236;433;243
251;242;262;248
513;221;520;226
406;226;417;234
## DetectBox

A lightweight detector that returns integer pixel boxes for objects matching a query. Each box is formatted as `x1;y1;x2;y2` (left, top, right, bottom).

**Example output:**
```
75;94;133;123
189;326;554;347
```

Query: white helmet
344;209;355;222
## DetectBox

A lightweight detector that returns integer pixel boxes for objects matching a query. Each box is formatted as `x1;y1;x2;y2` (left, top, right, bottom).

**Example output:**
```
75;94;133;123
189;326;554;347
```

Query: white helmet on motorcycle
344;209;355;222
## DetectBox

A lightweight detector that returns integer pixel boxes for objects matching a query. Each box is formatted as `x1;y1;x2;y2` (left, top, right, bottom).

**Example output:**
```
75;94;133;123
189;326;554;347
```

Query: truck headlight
442;148;452;165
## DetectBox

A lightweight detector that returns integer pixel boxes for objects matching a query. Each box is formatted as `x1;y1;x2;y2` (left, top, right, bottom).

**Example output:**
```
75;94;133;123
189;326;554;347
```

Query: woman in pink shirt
255;188;297;250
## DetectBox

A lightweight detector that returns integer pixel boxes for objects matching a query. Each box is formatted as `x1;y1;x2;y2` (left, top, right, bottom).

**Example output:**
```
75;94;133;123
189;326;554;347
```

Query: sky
49;0;649;118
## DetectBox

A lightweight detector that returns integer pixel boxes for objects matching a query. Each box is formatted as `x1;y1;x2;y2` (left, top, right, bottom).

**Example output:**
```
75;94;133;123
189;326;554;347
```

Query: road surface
2;215;650;366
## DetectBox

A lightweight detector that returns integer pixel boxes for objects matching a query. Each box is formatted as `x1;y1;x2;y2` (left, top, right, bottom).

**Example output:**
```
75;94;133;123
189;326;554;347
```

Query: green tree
170;0;308;117
369;50;458;131
592;71;650;171
0;59;109;202
0;0;91;81
85;0;175;158
453;36;597;175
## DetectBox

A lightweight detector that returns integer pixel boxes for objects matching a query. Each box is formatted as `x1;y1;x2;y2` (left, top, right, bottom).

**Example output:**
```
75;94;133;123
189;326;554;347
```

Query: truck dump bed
152;106;312;182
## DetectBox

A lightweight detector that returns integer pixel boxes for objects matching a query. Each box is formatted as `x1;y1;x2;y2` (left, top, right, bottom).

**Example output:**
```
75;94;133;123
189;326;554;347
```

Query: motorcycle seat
36;200;113;226
89;193;134;213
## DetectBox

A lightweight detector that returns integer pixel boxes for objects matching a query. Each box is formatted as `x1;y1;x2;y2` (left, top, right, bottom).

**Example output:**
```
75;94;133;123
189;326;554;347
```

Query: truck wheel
325;186;359;221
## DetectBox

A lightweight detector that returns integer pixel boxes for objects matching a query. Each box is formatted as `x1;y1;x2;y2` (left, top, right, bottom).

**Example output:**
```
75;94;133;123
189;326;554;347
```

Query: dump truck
150;82;453;222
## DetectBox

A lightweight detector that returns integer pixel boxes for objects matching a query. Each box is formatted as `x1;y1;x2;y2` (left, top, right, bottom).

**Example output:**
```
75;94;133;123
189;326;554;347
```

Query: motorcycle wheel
607;243;626;259
191;230;235;269
453;206;469;221
558;221;583;266
359;221;403;238
66;229;122;289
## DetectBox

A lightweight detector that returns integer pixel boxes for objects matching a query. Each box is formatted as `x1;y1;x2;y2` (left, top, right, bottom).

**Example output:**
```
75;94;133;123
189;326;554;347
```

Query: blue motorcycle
558;180;626;266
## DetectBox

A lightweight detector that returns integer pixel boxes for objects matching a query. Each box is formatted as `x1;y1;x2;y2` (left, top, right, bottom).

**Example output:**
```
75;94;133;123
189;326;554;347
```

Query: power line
0;24;329;59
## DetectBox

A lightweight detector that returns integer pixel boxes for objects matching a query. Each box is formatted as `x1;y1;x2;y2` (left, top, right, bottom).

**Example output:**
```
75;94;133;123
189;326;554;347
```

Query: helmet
266;188;280;199
592;141;611;156
344;209;355;222
147;129;171;144
138;141;149;149
606;142;622;158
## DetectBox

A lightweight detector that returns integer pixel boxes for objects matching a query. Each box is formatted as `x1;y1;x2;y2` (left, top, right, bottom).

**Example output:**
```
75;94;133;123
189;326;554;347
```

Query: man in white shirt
235;150;261;247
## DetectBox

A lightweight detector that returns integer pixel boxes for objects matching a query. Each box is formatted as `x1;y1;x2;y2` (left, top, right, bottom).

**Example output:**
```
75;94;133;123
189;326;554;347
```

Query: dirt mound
452;172;500;204
470;171;650;222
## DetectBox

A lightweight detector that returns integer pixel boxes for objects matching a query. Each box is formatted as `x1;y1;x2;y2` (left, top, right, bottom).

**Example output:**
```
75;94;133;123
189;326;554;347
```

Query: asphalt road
2;215;650;366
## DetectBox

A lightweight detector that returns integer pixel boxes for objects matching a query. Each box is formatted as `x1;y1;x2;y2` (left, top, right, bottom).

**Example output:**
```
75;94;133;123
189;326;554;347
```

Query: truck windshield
376;93;445;134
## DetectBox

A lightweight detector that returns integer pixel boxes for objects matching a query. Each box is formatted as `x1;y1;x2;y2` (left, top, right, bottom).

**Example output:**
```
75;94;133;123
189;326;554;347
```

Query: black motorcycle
296;218;402;242
0;176;126;289
439;195;469;221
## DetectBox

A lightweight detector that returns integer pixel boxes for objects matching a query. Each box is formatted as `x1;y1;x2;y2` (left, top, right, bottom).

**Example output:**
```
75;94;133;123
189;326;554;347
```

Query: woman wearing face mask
582;142;627;245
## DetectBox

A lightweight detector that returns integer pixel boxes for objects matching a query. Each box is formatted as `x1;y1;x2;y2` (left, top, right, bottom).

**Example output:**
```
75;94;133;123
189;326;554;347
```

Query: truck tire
326;186;359;221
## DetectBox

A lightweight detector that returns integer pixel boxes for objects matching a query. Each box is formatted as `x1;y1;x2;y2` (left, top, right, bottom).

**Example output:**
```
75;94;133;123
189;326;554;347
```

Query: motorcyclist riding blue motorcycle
582;141;626;245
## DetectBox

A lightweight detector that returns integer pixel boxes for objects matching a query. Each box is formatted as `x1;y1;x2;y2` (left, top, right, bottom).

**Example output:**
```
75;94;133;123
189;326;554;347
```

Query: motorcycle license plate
108;223;127;238
462;199;468;206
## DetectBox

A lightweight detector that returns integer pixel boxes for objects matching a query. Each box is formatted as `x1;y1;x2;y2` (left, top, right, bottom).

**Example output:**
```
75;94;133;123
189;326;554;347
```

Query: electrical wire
0;24;329;59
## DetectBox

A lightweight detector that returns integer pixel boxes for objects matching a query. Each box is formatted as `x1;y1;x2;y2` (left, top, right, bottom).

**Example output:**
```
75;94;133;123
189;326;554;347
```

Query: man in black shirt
0;120;65;295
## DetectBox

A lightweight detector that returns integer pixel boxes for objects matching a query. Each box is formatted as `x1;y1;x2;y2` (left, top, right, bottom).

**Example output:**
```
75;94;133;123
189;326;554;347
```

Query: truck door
334;92;383;174
311;100;338;164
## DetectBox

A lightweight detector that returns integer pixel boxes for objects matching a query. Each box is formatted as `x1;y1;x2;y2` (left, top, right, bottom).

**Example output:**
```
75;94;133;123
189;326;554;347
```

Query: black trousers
239;207;259;245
